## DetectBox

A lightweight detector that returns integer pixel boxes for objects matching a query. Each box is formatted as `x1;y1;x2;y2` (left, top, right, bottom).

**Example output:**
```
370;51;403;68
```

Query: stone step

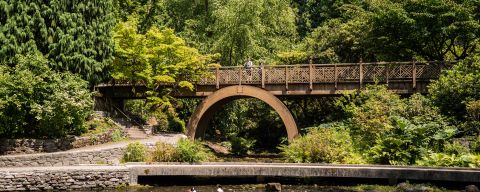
127;128;148;139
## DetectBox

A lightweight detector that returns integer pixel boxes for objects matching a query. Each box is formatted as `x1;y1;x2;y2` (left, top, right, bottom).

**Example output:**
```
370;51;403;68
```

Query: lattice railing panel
218;69;240;84
289;67;310;83
313;66;335;82
417;64;441;79
337;66;360;81
363;65;387;81
265;68;286;83
241;68;262;84
197;71;216;85
389;65;413;79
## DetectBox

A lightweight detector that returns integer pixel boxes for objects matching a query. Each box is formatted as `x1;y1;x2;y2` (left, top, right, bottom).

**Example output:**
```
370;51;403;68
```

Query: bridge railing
198;61;453;89
97;61;453;88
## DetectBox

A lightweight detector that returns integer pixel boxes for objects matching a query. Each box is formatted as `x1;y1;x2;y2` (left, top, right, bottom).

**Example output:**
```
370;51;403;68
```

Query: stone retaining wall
0;167;129;191
0;147;126;167
0;129;126;155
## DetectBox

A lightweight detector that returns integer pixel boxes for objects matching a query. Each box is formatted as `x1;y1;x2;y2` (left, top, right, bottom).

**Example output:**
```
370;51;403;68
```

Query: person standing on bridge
244;58;253;80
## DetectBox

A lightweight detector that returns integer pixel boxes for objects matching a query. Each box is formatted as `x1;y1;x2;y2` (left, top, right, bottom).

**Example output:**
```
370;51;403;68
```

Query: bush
175;139;212;163
150;142;177;162
279;123;357;163
0;54;93;138
230;137;256;156
429;56;480;120
416;153;480;168
336;85;406;150
123;142;147;162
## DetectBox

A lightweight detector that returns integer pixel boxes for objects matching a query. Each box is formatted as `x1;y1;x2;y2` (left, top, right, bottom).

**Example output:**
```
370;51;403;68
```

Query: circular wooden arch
186;85;299;142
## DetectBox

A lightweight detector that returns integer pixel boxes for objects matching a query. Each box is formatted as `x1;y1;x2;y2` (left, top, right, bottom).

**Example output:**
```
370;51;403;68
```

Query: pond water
122;185;358;192
104;183;458;192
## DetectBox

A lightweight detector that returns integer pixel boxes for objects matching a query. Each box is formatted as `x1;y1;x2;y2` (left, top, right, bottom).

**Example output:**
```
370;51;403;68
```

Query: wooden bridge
95;61;450;141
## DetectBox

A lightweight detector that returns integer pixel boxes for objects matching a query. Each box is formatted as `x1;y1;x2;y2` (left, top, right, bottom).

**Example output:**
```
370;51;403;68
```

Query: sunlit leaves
112;19;213;108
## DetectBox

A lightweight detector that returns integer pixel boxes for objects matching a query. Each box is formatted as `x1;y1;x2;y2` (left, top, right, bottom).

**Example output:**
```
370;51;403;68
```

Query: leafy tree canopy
112;19;217;108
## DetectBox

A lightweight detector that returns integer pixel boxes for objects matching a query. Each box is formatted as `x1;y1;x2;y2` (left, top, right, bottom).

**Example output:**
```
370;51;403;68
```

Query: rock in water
466;185;480;192
265;183;282;191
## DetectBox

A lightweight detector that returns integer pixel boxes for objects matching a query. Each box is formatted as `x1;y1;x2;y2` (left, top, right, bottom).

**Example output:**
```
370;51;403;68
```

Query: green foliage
208;99;287;151
416;153;480;168
123;142;147;162
337;85;406;149
429;56;480;120
149;140;211;163
280;123;357;163
366;0;480;61
0;54;93;138
230;137;256;156
150;142;177;162
112;19;213;108
175;139;212;163
210;0;297;65
0;0;115;84
82;117;126;142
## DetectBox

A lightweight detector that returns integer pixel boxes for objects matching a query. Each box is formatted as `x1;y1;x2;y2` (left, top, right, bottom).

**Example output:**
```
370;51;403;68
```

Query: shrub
416;153;480;168
168;115;186;133
0;54;93;138
336;85;406;150
123;142;147;162
429;56;480;120
279;123;357;163
230;137;256;156
175;139;212;163
150;142;177;162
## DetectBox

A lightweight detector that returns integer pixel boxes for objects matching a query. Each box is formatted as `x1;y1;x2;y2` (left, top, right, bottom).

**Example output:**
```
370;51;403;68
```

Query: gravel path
0;133;187;158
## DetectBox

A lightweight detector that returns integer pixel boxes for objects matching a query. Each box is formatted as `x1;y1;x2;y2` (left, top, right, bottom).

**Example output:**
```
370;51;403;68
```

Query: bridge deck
96;61;451;98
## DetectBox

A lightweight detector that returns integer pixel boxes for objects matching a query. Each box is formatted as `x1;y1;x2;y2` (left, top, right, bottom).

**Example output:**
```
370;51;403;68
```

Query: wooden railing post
309;63;313;90
261;65;265;88
239;67;242;86
386;64;390;86
359;60;363;89
412;60;417;90
285;66;289;90
334;64;338;89
215;67;219;89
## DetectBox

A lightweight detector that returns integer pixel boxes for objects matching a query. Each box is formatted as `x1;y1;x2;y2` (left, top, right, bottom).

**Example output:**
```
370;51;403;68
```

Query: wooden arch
186;85;299;142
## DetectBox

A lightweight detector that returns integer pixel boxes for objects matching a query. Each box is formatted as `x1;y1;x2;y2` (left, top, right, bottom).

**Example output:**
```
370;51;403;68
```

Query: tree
0;54;93;138
211;0;297;65
112;19;215;109
366;0;480;61
292;0;363;37
0;0;115;84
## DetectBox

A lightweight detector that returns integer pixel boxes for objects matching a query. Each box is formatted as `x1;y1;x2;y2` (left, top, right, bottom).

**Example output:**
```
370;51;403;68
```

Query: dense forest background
1;0;480;166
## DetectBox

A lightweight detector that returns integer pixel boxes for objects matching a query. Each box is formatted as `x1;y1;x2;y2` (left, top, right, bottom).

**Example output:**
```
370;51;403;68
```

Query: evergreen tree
0;0;116;84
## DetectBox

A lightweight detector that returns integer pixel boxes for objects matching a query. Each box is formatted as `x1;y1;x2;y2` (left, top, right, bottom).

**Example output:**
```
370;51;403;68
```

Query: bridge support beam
186;85;299;142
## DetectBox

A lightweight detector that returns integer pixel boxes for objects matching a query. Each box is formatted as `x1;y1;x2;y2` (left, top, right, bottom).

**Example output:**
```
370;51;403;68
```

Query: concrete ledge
1;163;479;191
128;163;480;183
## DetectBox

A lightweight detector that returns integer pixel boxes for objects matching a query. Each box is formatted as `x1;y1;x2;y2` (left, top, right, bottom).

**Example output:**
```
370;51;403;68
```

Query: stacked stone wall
0;129;126;155
0;167;129;191
0;147;126;167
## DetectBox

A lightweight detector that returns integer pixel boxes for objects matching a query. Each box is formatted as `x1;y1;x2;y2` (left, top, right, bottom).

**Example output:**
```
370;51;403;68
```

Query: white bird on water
217;185;224;192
